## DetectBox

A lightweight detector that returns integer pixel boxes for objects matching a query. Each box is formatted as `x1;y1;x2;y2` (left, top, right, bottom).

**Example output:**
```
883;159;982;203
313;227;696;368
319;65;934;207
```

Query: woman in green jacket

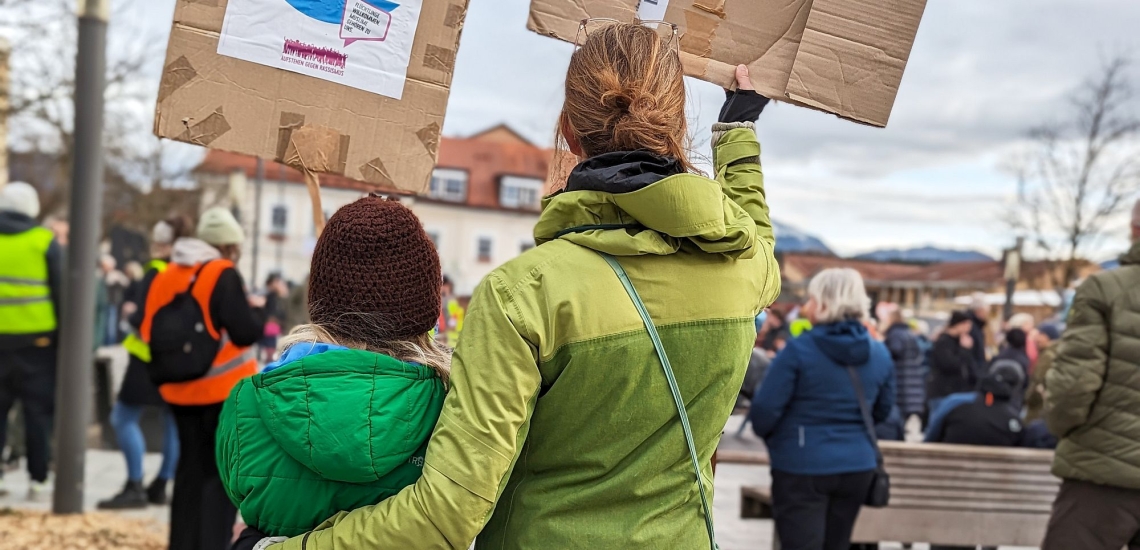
245;21;780;550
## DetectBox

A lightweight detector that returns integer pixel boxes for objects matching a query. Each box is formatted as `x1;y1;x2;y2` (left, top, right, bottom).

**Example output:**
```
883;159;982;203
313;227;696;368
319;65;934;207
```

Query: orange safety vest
140;260;258;406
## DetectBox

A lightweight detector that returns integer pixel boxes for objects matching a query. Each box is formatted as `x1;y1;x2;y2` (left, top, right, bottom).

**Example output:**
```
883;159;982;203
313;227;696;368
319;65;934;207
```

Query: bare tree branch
1005;53;1140;295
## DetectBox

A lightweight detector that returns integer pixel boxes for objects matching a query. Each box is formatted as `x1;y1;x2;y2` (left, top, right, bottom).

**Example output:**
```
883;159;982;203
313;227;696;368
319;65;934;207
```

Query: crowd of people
0;18;1138;550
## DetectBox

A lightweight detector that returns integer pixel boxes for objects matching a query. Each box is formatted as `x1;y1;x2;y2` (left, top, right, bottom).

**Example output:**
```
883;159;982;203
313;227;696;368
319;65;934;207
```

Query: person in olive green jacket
219;196;449;539
1041;199;1140;550
241;24;779;550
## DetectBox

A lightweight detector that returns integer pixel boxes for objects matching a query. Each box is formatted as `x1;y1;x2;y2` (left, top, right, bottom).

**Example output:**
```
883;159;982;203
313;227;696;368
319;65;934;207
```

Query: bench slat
891;487;1057;504
852;507;1049;546
893;477;1060;496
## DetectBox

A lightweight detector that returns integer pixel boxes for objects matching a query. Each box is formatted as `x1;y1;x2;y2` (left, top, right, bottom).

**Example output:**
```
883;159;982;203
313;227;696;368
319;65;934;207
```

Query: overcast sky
134;0;1140;258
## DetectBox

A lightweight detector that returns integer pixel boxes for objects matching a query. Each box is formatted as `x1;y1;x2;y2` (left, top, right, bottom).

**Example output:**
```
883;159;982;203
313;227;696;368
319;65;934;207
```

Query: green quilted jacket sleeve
274;274;542;550
1046;277;1110;437
711;121;780;308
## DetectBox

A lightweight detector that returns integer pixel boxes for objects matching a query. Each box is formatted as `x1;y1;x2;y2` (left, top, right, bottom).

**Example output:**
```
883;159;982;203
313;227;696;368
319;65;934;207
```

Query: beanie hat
1004;328;1027;350
197;207;245;246
0;182;41;219
949;310;972;328
152;221;174;245
308;195;441;342
1038;323;1062;341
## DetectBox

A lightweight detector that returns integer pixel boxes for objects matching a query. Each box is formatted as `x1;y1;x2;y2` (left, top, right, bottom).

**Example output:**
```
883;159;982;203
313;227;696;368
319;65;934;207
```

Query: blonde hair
808;268;871;324
279;324;451;386
556;22;693;175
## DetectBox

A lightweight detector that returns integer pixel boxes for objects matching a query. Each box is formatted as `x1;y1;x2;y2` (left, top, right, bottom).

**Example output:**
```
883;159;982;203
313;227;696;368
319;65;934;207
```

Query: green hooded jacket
1047;241;1140;488
216;348;446;537
275;122;780;549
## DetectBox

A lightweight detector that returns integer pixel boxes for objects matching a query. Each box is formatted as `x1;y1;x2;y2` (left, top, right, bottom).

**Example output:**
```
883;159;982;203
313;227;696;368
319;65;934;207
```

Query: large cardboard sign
528;0;928;127
155;0;469;192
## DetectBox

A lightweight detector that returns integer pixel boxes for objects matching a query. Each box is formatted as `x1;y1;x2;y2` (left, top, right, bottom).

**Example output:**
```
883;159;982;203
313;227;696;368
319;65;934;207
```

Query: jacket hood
564;151;685;194
0;211;38;235
1122;241;1140;265
535;152;758;258
809;320;872;367
171;237;222;266
249;348;443;484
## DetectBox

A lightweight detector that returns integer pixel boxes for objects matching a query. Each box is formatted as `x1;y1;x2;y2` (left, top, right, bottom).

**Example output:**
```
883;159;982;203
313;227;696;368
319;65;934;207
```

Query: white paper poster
637;0;671;22
217;0;424;99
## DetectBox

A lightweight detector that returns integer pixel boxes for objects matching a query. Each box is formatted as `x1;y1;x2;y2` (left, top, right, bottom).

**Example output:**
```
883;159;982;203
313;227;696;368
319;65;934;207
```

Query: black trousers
169;403;236;550
771;469;875;550
0;346;57;483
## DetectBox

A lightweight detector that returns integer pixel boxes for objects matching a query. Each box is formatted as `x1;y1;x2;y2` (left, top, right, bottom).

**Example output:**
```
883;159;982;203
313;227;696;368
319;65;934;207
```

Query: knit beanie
308;195;441;342
197;207;245;246
0;182;41;219
152;221;174;245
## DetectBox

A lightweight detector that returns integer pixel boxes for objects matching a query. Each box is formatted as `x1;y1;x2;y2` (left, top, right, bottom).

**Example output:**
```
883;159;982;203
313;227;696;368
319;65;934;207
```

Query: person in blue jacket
751;268;896;550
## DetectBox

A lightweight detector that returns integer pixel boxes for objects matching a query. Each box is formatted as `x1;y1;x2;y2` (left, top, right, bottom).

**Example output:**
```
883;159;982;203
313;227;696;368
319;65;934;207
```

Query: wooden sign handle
304;169;325;238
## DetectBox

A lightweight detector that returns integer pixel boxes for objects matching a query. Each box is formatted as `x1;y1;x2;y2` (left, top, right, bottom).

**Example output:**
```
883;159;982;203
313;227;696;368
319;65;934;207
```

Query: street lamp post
53;0;109;514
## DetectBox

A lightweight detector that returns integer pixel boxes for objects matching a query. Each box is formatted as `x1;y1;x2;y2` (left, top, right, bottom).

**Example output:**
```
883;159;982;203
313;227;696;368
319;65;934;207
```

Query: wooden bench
723;439;1060;548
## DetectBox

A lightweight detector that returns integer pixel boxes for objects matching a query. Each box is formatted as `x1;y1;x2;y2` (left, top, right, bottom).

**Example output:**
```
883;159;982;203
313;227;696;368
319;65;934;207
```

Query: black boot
97;480;147;510
146;477;169;505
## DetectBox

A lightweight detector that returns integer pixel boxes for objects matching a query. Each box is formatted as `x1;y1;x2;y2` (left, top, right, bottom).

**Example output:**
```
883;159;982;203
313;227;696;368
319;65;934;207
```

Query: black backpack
147;262;221;385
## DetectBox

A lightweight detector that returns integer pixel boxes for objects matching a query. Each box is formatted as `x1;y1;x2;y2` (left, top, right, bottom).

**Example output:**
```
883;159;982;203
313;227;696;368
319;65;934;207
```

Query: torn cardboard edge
526;0;928;127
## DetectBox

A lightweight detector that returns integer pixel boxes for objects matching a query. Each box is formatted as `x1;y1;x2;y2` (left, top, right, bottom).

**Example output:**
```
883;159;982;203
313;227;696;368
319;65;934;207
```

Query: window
499;176;544;210
429;168;468;202
477;237;493;263
270;205;288;236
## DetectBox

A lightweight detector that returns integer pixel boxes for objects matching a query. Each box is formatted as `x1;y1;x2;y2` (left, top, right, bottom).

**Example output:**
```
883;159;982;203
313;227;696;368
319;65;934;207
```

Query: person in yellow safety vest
98;216;194;510
436;276;465;347
145;207;265;550
0;182;63;500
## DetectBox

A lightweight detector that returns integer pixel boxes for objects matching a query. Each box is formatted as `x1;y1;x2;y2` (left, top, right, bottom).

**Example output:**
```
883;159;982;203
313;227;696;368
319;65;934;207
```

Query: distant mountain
773;220;834;256
1102;259;1121;270
854;246;993;264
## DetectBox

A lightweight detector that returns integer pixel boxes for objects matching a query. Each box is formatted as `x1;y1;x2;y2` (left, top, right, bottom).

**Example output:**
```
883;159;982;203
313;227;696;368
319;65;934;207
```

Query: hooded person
750;268;896;550
98;216;194;510
0;182;62;499
141;206;265;550
217;196;449;538
236;21;780;550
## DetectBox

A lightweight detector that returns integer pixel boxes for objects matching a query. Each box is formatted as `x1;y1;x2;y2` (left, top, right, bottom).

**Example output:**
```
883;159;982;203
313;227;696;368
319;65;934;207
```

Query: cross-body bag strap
844;365;883;466
597;252;717;550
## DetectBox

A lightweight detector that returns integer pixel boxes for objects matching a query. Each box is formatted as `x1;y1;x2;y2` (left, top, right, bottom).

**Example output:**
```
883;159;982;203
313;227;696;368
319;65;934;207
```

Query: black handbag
846;366;891;508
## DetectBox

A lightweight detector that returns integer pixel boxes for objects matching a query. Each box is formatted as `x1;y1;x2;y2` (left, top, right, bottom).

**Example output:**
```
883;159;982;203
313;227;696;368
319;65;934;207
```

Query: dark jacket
0;211;63;350
885;322;925;418
119;267;165;405
967;310;988;370
737;348;770;409
1047;241;1140;488
750;320;896;476
928;333;977;400
928;370;1026;448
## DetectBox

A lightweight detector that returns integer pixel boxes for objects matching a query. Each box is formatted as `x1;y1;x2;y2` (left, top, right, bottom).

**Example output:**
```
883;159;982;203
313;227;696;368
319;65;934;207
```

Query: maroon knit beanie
308;195;441;342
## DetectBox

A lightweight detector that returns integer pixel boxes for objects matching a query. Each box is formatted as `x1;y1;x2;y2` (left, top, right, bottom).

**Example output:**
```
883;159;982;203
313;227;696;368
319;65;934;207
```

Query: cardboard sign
528;0;928;127
155;0;469;192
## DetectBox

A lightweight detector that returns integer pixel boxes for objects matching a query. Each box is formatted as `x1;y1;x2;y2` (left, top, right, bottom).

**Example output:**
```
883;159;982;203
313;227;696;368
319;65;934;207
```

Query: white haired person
0;182;63;500
750;268;896;550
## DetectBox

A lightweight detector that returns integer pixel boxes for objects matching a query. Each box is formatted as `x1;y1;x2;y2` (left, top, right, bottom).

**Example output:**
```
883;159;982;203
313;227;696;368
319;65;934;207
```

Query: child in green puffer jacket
216;195;449;537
